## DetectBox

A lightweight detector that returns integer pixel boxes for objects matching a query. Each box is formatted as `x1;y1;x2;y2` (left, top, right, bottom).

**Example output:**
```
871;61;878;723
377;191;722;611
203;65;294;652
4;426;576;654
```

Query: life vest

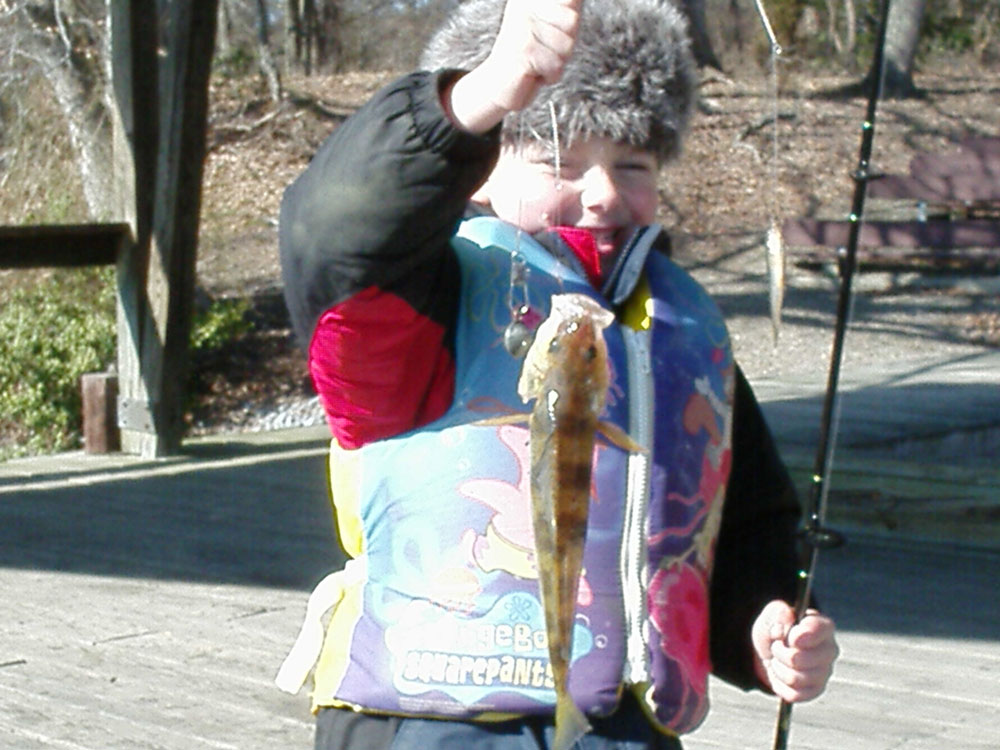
276;217;734;735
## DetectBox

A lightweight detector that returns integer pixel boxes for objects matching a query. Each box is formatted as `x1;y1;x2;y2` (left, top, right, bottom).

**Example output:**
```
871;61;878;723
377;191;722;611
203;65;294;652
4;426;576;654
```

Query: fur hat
420;0;697;162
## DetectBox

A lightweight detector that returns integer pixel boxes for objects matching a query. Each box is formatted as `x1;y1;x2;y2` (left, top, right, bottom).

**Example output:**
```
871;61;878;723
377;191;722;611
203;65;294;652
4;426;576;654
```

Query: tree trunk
679;0;722;70
825;0;857;56
301;0;317;75
870;0;927;98
284;0;301;73
216;0;234;58
314;0;340;71
255;0;282;101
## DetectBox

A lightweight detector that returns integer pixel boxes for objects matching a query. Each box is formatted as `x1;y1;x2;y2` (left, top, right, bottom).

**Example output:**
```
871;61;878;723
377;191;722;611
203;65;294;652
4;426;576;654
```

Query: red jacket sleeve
309;287;456;449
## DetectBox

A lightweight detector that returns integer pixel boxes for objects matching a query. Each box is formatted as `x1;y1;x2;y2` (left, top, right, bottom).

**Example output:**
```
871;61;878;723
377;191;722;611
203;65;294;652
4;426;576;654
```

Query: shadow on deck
0;427;345;590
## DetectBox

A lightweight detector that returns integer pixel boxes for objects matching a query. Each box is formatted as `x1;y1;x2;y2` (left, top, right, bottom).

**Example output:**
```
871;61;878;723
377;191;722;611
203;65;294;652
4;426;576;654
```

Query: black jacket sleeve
709;365;805;690
279;70;501;346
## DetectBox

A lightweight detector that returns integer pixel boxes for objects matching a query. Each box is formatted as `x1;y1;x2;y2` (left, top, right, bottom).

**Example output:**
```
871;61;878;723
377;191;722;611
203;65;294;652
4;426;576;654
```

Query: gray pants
314;694;684;750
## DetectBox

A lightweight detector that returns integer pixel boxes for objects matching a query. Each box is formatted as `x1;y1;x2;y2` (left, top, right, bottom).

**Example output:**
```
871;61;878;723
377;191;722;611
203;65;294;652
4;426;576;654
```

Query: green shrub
191;297;253;353
0;270;253;461
0;268;116;460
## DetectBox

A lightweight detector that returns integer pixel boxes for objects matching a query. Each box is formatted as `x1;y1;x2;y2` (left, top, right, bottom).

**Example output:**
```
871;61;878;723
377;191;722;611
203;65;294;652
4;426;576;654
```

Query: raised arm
446;0;583;134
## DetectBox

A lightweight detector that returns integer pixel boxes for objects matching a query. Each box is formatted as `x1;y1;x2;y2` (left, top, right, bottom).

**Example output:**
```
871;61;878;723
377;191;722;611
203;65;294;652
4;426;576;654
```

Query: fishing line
505;110;535;357
547;99;569;300
755;0;785;345
548;99;563;231
504;101;564;356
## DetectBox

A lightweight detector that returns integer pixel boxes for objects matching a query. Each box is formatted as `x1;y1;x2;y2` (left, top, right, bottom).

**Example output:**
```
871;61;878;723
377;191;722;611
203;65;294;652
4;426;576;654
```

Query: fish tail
552;693;591;750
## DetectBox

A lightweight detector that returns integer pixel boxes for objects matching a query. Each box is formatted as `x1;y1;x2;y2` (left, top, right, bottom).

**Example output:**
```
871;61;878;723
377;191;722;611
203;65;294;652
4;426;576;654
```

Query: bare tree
283;0;301;71
254;0;281;100
285;0;335;74
825;0;857;57
2;0;114;220
679;0;723;69
217;0;235;56
881;0;926;97
838;0;927;99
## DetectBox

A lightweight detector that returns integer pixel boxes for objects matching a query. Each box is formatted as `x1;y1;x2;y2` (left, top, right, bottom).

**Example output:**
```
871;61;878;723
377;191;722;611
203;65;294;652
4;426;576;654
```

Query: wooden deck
3;424;997;749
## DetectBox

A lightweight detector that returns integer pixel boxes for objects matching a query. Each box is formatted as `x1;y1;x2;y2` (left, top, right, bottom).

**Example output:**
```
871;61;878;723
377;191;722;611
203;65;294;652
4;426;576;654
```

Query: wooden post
81;373;120;454
141;0;219;455
109;0;218;458
110;0;158;458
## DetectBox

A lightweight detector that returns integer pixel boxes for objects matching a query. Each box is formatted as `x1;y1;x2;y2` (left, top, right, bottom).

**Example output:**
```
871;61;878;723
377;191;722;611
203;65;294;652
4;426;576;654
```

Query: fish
765;219;785;344
477;292;642;747
516;293;628;750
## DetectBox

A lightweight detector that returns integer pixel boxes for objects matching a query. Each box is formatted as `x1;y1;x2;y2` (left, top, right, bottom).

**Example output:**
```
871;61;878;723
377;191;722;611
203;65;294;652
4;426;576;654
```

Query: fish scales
518;293;616;750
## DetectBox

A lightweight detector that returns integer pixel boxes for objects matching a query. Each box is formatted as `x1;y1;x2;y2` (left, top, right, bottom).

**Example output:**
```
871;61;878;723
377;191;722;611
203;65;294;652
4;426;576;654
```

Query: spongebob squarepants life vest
279;217;734;735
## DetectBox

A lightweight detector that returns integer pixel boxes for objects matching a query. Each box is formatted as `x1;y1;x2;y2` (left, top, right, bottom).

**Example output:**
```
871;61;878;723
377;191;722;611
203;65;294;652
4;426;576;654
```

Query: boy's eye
615;160;657;186
617;160;654;174
534;158;582;180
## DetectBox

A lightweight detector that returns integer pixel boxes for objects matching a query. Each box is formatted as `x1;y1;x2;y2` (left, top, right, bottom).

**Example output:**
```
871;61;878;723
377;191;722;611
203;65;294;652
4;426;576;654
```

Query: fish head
517;294;615;413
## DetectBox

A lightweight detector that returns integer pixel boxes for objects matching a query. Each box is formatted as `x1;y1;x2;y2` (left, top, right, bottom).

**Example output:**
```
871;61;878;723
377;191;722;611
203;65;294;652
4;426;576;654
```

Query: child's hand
751;600;839;703
489;0;582;110
447;0;582;133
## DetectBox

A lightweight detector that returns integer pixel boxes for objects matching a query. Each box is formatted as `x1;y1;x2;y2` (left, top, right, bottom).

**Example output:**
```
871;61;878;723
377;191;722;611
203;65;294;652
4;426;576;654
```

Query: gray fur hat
420;0;697;162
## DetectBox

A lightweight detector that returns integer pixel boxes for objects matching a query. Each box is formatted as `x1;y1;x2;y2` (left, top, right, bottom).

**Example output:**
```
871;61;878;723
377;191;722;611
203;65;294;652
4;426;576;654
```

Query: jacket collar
535;224;670;305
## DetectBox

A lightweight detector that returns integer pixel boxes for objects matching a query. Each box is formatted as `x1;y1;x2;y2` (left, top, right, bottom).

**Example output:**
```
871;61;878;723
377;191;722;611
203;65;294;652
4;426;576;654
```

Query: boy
278;1;838;748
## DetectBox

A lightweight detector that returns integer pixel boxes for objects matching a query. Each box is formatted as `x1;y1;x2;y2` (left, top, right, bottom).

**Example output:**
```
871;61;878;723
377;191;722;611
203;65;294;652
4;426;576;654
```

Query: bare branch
53;0;73;55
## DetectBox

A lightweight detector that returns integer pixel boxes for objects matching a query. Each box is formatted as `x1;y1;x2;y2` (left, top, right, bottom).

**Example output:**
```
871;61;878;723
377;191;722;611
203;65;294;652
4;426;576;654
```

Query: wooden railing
0;223;135;455
0;223;133;268
1;0;219;460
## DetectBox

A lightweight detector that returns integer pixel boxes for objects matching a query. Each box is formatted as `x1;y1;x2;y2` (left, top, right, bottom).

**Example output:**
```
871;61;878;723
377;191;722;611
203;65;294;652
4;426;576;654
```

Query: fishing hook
771;1;893;748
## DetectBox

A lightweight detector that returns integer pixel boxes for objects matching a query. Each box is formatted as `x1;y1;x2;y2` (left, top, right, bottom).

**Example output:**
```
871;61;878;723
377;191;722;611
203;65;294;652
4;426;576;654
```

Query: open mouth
588;227;624;255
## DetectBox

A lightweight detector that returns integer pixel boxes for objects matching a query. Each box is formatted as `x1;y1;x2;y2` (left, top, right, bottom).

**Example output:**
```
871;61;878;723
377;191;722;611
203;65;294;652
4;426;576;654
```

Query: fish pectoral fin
597;421;647;454
472;413;529;427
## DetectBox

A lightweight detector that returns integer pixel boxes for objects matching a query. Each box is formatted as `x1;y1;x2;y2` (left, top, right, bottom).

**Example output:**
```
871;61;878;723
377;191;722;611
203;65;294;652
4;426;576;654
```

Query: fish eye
548;338;561;354
585;345;597;361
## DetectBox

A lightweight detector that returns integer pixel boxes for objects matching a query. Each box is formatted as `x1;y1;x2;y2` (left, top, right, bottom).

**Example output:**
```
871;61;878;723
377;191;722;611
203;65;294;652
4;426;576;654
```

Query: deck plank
782;217;1000;250
2;429;998;749
867;172;1000;202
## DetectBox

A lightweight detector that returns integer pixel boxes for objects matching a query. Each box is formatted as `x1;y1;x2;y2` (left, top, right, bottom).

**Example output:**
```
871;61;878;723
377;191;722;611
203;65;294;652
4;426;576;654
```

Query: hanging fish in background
516;293;642;750
765;218;785;344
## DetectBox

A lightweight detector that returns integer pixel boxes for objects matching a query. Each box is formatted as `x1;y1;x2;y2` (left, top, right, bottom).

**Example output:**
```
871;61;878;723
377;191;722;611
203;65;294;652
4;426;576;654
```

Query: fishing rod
771;0;892;748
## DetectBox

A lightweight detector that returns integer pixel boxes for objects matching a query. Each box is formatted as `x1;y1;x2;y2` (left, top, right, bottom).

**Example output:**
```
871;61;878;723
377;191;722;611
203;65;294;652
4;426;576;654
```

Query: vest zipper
620;327;654;684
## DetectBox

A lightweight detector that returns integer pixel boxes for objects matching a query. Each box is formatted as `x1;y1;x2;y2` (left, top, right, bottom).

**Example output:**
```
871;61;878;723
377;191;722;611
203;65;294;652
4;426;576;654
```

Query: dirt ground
188;63;1000;433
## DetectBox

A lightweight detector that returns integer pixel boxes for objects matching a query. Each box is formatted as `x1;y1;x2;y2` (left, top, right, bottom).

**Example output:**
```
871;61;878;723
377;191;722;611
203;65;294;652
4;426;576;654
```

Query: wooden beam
910;148;1000;180
139;0;219;456
868;173;1000;203
110;0;161;458
109;0;217;458
782;218;1000;249
0;224;133;268
81;372;121;454
784;246;999;272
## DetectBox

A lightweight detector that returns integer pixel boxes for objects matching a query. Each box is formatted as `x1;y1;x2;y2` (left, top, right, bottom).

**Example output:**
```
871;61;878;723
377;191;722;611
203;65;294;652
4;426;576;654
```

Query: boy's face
475;136;660;278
